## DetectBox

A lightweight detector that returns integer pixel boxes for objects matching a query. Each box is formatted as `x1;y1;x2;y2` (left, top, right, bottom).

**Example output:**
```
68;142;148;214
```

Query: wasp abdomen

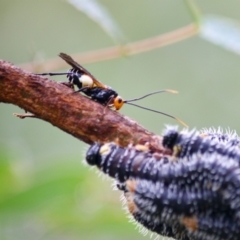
67;68;83;89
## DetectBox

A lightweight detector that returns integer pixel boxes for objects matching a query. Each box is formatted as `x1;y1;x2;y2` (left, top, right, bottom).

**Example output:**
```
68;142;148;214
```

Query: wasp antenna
124;89;178;103
166;89;178;94
126;102;188;128
174;118;188;128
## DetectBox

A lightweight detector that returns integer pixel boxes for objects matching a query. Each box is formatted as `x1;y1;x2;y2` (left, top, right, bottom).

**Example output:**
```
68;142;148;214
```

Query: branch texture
0;60;167;153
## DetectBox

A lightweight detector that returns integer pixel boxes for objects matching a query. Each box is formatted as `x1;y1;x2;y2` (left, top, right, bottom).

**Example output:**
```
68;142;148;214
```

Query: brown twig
19;23;199;72
0;59;168;154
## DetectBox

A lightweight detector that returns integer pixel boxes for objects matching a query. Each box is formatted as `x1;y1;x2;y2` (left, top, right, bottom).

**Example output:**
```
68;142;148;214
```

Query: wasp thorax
80;74;94;87
114;96;124;110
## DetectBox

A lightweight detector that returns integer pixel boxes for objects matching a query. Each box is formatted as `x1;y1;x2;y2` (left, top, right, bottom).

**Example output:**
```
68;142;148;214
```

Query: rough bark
0;59;167;153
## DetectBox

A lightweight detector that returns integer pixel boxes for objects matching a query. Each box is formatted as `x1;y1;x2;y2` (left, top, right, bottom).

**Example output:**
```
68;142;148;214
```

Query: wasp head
114;96;124;110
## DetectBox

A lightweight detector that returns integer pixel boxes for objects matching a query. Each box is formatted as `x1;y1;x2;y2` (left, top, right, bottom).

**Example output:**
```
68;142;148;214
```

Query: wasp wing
59;53;106;88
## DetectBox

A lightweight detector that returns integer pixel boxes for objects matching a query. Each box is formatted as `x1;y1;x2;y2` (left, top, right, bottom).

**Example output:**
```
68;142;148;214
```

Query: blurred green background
1;1;240;239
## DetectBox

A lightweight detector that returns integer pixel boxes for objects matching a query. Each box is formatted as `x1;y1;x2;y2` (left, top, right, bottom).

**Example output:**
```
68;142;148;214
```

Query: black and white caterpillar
200;127;240;147
86;141;240;240
86;143;169;183
162;126;240;164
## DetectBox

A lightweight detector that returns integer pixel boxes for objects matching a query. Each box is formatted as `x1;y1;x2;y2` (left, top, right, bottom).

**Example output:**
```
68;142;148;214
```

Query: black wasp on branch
38;53;187;127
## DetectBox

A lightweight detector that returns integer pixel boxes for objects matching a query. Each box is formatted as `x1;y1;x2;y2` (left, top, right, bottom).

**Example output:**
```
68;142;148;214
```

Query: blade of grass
67;0;126;45
184;0;202;28
200;15;240;55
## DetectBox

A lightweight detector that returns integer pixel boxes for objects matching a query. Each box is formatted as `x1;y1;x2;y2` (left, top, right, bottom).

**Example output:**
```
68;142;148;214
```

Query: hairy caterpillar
86;141;240;240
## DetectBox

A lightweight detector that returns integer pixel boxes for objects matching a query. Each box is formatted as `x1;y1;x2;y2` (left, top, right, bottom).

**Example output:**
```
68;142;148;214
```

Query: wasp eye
114;96;124;110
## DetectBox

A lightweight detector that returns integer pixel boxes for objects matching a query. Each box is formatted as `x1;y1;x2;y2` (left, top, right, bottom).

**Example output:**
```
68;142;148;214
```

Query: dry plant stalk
19;23;198;73
0;59;168;154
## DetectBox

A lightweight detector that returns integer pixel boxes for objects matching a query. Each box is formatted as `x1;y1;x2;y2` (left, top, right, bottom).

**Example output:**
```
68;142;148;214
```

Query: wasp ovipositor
38;53;187;127
86;141;240;240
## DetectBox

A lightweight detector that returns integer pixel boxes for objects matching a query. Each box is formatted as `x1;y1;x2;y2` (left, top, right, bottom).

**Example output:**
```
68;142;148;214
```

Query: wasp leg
73;86;90;93
60;82;74;90
103;96;115;114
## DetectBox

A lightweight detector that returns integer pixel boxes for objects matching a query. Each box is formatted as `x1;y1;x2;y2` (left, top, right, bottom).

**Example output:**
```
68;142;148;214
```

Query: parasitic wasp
38;53;187;127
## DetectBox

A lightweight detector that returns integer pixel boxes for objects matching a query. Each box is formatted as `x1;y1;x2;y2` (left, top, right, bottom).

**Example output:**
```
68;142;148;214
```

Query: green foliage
0;146;142;240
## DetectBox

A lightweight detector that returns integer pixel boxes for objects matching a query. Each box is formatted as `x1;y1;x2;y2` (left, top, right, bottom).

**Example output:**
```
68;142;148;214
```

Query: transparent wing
59;53;106;88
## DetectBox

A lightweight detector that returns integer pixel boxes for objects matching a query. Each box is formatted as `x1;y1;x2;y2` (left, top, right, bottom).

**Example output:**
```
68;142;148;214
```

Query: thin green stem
184;0;202;28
